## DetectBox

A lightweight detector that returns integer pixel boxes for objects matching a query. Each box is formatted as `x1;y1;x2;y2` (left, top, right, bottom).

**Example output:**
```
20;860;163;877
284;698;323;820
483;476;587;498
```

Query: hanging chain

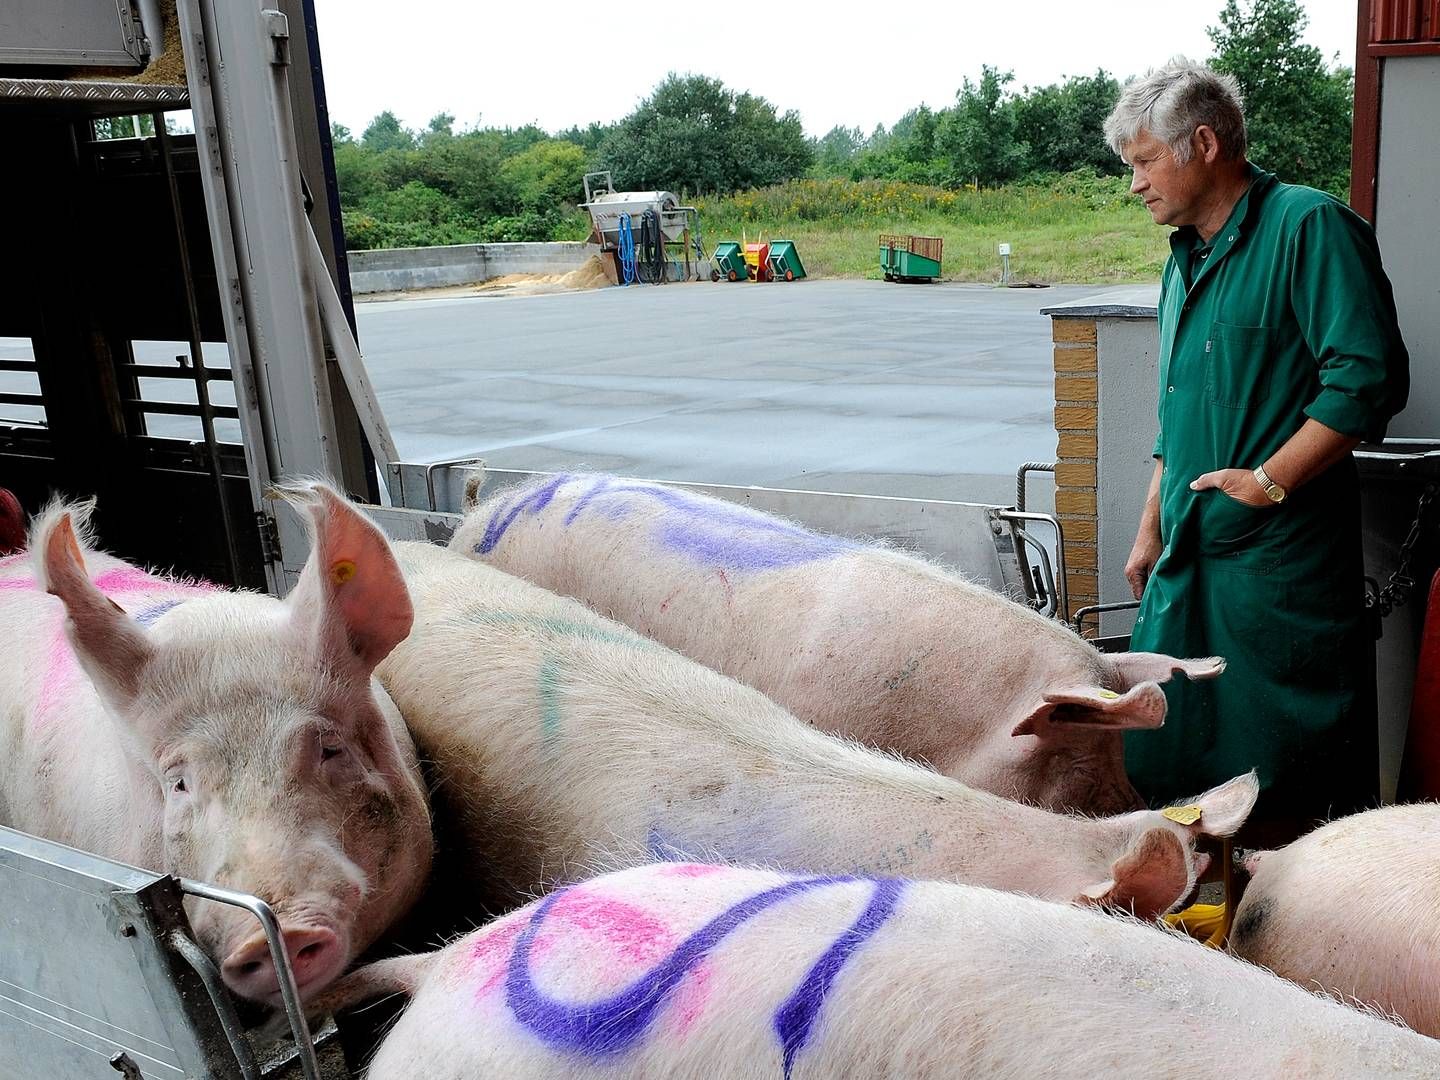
1366;481;1437;621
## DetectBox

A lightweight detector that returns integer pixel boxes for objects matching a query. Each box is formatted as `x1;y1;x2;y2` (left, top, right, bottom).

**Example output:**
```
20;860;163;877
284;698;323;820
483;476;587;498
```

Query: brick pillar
1051;317;1099;630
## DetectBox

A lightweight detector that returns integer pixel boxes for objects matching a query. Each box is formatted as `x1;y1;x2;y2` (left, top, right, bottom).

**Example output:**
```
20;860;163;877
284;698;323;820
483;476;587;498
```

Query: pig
324;862;1440;1080
1229;803;1440;1037
377;541;1256;921
0;485;432;1005
452;473;1225;816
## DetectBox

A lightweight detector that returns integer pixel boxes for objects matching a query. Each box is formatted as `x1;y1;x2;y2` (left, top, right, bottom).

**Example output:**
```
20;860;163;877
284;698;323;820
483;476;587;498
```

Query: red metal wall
1351;0;1440;220
1370;0;1439;42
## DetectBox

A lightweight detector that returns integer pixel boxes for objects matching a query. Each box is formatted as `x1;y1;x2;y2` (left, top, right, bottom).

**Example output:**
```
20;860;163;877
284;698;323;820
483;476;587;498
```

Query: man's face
1123;130;1205;228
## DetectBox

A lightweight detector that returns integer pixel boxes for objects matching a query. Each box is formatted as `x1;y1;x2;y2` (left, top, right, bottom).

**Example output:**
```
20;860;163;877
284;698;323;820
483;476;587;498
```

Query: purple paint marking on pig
775;878;904;1080
504;875;902;1067
482;475;853;572
561;475;622;525
132;598;183;627
476;474;572;555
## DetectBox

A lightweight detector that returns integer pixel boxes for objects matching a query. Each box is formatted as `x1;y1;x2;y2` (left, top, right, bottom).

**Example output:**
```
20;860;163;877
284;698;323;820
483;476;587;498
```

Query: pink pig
453;473;1224;815
0;485;432;1005
324;862;1440;1080
377;542;1255;922
1229;803;1440;1037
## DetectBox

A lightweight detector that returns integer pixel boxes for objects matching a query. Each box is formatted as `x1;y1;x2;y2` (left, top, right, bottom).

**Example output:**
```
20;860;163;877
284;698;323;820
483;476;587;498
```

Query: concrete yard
0;279;1103;511
355;279;1100;509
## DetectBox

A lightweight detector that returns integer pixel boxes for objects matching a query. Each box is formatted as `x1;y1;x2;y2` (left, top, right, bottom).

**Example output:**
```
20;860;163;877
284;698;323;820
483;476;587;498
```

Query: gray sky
311;0;1359;140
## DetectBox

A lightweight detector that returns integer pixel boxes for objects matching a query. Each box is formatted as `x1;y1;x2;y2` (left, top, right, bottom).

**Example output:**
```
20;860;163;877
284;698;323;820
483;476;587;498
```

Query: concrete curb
348;242;599;294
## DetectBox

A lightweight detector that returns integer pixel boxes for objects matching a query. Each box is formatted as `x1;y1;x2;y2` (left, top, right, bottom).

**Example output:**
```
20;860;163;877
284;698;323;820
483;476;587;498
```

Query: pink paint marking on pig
23;566;217;732
666;962;714;1038
540;889;675;967
658;863;727;878
467;917;530;1000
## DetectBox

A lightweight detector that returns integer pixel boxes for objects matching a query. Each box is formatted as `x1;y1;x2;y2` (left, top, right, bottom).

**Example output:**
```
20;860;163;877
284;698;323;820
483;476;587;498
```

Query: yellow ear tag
1098;689;1121;699
330;559;358;585
1161;805;1203;826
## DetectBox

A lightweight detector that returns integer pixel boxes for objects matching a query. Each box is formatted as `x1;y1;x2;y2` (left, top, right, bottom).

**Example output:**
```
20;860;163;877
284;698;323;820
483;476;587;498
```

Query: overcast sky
310;0;1359;140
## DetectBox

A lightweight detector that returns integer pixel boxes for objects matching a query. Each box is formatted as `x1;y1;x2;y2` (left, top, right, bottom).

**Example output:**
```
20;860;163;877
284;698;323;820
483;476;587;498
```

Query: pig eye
170;775;188;794
320;744;345;762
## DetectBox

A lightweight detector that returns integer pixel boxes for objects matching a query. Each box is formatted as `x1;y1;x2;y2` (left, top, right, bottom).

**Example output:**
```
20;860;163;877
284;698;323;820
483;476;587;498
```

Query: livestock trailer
2;0;1436;1075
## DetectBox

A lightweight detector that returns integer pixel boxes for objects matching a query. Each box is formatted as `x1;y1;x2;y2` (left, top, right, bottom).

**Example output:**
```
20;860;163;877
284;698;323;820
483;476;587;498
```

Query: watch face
1267;486;1286;502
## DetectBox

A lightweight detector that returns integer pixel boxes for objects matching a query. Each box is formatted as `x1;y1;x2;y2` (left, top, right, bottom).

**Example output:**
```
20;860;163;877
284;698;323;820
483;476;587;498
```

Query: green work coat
1125;165;1409;821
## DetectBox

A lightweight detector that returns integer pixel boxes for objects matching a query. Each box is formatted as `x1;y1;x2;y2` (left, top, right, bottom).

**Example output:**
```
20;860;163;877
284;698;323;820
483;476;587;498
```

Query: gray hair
1103;57;1247;163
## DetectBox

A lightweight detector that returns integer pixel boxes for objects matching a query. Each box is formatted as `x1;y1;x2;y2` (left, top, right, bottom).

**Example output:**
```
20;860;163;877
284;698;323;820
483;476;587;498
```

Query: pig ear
1109;652;1226;688
285;484;413;673
40;509;154;705
1172;771;1260;839
1012;683;1167;737
1077;827;1189;918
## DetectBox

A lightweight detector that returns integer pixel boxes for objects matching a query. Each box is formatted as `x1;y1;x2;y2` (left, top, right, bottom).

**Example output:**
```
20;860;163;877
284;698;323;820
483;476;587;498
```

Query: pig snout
221;924;347;1001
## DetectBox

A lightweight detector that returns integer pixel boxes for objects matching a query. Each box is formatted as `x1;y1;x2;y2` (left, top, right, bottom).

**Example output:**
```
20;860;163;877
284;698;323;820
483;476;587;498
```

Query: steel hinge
255;511;282;563
261;9;291;65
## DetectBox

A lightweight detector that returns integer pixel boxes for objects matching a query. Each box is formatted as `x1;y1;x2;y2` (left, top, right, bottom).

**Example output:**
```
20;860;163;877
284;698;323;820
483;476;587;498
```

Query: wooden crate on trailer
878;234;943;281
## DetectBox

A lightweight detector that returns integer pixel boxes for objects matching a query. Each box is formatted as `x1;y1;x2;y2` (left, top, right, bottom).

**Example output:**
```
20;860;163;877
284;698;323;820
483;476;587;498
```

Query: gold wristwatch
1253;464;1287;504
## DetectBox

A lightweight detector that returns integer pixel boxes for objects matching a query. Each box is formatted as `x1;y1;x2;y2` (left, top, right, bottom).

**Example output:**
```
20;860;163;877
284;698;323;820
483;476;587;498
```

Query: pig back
361;863;1440;1080
1229;803;1440;1037
454;474;1091;768
381;542;819;903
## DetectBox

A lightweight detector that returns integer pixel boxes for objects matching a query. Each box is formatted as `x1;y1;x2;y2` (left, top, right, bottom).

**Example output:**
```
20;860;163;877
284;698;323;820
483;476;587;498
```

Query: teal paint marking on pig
537;656;563;742
446;607;658;652
441;608;665;742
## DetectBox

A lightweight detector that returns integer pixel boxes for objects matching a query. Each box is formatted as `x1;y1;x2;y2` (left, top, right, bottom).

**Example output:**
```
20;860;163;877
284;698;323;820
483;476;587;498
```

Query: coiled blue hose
617;214;636;285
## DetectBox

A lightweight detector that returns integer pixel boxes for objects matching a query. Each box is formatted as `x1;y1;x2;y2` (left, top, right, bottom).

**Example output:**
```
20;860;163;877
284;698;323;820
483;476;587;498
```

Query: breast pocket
1206;323;1275;409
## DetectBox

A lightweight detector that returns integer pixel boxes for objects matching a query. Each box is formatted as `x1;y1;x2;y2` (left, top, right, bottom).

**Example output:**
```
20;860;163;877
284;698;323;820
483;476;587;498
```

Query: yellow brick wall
1051;317;1099;629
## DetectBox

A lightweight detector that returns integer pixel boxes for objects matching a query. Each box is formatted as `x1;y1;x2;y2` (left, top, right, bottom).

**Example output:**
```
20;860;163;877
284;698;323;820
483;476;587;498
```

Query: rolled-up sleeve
1291;203;1410;441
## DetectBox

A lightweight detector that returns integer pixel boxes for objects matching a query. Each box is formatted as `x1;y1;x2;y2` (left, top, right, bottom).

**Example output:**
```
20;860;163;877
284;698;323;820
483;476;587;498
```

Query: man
1103;59;1409;831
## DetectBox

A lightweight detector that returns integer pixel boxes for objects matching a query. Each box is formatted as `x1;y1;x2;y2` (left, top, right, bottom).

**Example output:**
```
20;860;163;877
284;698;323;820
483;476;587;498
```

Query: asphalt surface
354;279;1094;509
0;279;1095;510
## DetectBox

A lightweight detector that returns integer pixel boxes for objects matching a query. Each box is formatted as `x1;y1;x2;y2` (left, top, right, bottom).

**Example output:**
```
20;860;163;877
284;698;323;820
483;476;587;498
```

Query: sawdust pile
69;0;187;86
478;256;612;294
128;0;187;87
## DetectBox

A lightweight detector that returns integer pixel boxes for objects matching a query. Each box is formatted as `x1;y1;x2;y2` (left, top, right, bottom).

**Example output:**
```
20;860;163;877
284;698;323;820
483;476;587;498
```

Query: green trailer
713;241;749;281
879;234;943;282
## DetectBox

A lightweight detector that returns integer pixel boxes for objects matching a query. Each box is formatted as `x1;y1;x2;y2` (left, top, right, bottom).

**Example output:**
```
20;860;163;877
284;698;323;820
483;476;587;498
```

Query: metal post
177;0;347;594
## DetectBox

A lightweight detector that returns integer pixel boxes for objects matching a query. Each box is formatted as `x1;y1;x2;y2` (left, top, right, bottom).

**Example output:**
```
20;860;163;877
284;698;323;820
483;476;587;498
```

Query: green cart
879;234;943;282
767;240;807;282
713;241;749;281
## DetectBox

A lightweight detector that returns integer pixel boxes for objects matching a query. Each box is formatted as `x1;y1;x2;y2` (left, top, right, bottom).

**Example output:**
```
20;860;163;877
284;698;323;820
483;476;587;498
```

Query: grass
685;174;1171;284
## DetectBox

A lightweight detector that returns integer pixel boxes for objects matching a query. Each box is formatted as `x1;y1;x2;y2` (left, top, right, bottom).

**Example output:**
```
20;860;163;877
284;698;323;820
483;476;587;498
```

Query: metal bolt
120;923;136;938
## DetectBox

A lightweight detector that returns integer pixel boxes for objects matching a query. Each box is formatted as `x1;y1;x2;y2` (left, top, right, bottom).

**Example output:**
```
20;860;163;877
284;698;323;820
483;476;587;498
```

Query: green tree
812;125;865;175
1208;0;1353;192
599;74;812;194
361;110;415;153
937;67;1026;187
413;130;507;217
499;140;589;212
1013;70;1124;177
422;112;456;144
